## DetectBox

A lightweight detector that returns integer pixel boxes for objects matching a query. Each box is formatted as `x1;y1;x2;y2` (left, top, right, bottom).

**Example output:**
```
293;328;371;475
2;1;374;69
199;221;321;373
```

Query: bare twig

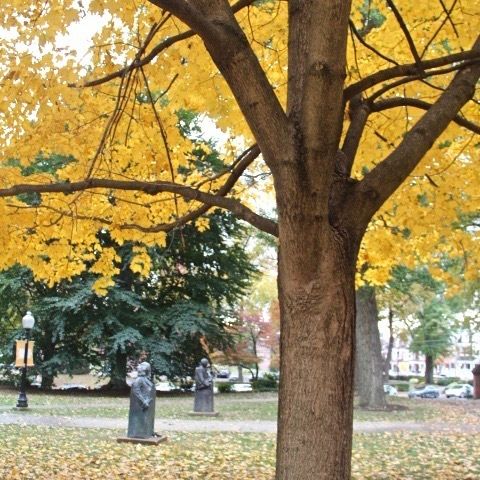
385;0;423;69
348;19;398;66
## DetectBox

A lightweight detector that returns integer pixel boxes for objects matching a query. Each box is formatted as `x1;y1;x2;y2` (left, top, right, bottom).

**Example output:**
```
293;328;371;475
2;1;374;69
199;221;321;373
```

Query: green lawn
0;390;279;420
0;425;478;480
1;389;479;425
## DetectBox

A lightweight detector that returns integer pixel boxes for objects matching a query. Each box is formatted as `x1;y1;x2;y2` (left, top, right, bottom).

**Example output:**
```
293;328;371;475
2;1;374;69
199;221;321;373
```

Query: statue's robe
194;366;214;412
127;376;156;438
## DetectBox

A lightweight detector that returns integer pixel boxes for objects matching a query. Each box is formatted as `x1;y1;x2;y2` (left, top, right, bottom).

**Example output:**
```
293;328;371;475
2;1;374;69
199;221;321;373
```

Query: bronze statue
127;361;156;438
193;358;214;412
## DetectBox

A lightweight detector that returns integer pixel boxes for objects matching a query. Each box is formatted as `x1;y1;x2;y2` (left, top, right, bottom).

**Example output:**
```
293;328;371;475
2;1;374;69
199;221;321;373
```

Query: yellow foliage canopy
0;0;478;290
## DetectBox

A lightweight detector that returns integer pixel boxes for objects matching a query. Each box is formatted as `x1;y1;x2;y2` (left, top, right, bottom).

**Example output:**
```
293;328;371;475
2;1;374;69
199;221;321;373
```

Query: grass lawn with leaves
1;389;479;426
0;425;479;479
0;390;279;420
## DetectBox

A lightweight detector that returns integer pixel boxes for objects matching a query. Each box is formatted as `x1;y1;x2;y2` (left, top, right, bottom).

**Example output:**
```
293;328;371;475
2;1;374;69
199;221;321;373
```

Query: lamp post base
16;391;28;408
16;399;28;408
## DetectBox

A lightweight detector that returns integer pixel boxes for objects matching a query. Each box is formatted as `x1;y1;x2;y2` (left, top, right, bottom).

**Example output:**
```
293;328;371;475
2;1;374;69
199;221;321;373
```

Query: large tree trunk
355;286;387;409
425;354;434;384
275;204;357;480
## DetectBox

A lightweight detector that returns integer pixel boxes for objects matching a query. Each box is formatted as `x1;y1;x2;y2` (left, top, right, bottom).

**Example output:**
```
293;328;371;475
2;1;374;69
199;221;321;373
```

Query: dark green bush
217;382;233;393
251;373;278;392
435;377;461;386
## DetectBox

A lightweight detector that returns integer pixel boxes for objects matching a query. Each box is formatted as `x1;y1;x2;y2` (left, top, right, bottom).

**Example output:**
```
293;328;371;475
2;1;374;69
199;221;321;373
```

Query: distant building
382;330;480;381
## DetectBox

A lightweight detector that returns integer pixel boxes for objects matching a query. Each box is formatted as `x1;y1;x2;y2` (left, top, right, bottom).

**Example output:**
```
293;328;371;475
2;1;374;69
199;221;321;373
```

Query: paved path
1;411;479;434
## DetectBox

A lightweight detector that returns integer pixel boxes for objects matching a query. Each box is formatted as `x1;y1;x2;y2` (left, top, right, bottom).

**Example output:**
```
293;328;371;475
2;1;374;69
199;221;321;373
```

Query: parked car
408;385;440;399
216;369;230;379
383;384;398;396
445;384;473;399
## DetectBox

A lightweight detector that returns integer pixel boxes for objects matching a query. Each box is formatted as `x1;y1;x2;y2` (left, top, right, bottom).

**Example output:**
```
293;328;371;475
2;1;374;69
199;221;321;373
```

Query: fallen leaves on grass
1;422;479;479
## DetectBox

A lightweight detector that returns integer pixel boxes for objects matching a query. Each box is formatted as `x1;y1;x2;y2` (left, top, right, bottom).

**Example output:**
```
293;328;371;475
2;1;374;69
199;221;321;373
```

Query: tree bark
425;354;434;384
355;286;387;409
275;197;357;480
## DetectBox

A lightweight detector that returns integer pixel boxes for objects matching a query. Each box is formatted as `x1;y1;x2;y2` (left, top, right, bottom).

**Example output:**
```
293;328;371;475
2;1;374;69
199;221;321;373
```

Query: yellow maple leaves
0;0;478;290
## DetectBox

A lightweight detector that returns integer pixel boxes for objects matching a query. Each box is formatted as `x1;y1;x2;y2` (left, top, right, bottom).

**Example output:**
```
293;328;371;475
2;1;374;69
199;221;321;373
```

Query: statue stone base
117;435;168;445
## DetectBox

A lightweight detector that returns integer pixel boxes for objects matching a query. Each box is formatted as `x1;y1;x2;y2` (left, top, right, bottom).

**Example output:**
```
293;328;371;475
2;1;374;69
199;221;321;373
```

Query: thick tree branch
345;50;480;99
0;146;278;236
366;61;478;103
372;98;480;134
341;96;371;174
146;0;291;172
6;146;266;235
286;0;351;188
350;38;480;230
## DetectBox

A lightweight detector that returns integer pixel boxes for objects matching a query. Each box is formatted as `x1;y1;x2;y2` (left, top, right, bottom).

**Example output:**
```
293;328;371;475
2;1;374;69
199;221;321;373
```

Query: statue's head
200;358;209;368
137;362;151;377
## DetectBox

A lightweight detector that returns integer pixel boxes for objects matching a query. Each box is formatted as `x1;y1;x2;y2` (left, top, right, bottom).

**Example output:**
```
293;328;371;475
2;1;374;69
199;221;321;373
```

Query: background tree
0;211;256;389
354;285;386;409
0;1;479;478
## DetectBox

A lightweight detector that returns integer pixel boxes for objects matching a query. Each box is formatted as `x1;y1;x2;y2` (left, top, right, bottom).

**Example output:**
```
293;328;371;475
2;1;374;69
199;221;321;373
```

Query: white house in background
382;330;480;381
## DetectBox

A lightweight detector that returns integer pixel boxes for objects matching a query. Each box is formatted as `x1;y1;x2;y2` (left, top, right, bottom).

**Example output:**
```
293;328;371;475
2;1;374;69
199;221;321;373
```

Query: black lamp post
16;311;35;409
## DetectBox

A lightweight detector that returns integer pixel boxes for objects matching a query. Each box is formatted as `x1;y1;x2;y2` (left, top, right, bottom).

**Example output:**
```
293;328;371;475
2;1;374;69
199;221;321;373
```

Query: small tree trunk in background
383;308;395;382
237;365;244;383
108;350;128;390
425;354;434;384
355;286;387;409
39;329;56;389
41;372;55;390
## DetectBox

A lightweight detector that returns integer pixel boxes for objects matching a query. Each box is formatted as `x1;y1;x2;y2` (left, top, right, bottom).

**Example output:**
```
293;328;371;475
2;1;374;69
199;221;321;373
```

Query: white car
444;384;473;398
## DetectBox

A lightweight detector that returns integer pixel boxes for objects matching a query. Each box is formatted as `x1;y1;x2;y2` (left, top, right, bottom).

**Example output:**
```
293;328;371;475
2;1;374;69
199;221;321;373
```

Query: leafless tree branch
385;0;422;69
345;49;480;99
372;97;480;134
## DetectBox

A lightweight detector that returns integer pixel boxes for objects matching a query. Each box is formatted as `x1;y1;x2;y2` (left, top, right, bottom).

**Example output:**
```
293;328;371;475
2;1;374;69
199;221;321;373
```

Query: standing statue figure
193;358;215;413
127;361;156;438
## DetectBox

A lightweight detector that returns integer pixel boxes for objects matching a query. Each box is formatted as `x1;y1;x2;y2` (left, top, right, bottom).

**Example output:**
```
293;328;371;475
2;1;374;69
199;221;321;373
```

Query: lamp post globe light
16;311;35;409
